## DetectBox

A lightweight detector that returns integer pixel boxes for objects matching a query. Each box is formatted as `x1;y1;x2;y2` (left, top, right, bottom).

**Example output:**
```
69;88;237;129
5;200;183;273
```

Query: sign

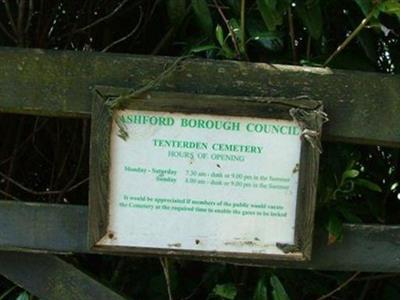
89;88;323;262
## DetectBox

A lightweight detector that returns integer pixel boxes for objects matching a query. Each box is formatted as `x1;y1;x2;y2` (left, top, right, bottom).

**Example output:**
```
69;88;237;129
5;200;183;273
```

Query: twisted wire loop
289;106;329;153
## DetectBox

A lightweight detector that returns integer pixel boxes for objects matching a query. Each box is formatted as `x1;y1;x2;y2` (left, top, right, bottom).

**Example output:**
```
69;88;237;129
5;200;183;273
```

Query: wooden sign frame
89;86;324;262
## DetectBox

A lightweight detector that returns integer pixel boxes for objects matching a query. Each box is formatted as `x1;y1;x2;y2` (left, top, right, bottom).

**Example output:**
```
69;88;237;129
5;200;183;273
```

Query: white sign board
99;110;302;256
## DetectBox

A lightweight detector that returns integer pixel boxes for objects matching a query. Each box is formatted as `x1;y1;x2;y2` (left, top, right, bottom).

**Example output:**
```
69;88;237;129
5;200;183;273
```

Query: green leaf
167;0;187;26
256;0;284;32
247;17;283;51
213;283;237;300
253;276;268;300
300;59;324;67
355;23;378;63
345;6;378;63
337;205;362;223
215;24;236;58
16;292;29;300
228;18;241;38
355;0;373;16
341;169;360;181
367;197;385;222
379;0;400;16
191;0;213;36
228;18;246;54
215;24;225;47
390;182;399;191
189;44;217;53
296;0;323;39
225;0;241;14
326;213;343;244
270;275;290;300
354;178;382;192
354;0;381;22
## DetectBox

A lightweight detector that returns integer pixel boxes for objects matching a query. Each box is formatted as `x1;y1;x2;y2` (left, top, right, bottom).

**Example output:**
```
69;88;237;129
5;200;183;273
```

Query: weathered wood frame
89;86;324;261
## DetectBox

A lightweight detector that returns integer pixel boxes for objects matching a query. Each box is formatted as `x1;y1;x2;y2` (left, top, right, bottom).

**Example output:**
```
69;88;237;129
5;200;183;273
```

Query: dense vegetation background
0;0;400;299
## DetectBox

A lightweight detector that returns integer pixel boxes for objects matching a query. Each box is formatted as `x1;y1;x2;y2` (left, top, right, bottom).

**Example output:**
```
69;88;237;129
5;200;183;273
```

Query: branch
288;6;298;64
107;54;192;109
74;0;129;33
317;272;360;300
212;0;241;59
17;0;26;37
0;170;88;196
3;0;18;36
24;0;34;34
324;7;377;67
0;189;21;201
239;0;248;60
57;120;88;201
0;20;17;42
160;258;173;300
101;6;143;52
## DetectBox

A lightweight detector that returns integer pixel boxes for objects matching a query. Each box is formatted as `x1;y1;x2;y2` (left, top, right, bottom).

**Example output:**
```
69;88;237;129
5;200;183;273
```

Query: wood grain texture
0;201;87;253
1;201;400;272
291;104;326;260
88;90;112;247
0;252;126;300
0;47;399;146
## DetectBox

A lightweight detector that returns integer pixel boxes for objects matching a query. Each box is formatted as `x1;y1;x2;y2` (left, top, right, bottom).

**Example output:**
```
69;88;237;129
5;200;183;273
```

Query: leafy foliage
270;275;290;300
192;0;214;35
256;0;285;32
213;283;237;299
0;0;399;299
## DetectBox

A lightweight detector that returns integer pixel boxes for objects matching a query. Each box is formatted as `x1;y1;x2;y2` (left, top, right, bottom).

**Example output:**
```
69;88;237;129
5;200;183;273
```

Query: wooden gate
0;47;399;299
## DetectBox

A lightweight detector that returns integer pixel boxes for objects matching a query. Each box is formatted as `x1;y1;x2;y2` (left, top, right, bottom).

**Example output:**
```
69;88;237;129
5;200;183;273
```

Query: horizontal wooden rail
0;47;399;273
0;47;399;147
0;252;126;300
1;201;399;272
